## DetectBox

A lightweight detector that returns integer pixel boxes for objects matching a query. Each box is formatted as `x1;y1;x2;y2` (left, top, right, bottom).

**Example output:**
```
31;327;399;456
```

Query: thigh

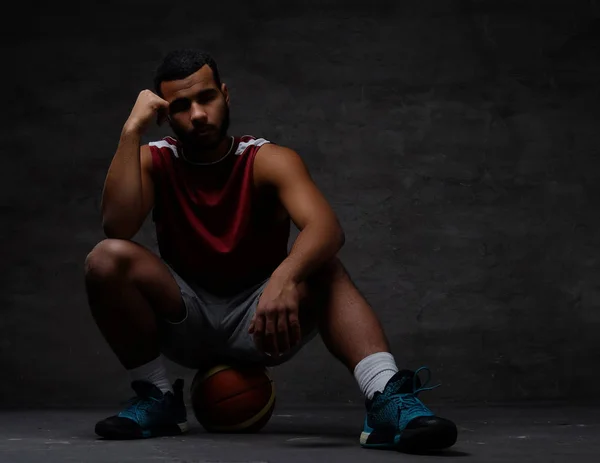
87;239;223;369
157;264;226;369
86;238;184;321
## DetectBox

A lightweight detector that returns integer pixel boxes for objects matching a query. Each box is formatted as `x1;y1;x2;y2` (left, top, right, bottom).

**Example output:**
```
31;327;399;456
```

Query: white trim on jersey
149;139;180;158
235;137;270;156
150;137;269;159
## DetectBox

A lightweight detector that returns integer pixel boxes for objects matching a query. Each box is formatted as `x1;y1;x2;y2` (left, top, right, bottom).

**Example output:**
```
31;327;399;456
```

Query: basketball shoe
360;367;457;452
95;378;188;439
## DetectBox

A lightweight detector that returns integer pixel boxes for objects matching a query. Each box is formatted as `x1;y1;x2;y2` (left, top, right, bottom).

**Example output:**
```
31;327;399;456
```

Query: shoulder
253;142;310;188
254;142;301;161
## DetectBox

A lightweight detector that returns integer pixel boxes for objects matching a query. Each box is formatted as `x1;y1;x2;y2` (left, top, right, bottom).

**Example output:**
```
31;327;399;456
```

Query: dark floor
0;405;598;462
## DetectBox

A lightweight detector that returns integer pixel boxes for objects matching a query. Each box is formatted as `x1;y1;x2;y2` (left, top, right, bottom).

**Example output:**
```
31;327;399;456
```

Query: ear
221;83;230;105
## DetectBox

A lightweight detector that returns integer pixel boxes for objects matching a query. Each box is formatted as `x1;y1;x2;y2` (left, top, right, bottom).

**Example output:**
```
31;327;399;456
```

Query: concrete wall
2;0;600;408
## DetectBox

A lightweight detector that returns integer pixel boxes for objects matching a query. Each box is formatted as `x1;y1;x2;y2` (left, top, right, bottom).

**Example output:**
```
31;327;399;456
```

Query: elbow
101;218;135;241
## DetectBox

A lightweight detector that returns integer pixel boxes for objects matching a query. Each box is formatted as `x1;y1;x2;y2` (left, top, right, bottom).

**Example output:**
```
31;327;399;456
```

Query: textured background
2;0;600;408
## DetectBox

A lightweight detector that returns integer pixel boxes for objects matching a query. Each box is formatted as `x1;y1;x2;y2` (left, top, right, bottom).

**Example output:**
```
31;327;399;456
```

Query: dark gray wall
2;0;600;408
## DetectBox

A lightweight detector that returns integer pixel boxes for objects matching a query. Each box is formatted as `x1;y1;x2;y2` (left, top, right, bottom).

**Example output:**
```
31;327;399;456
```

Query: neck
181;135;233;165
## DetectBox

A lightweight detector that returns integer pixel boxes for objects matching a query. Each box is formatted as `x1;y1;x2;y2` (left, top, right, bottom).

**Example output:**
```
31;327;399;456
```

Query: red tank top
149;135;290;295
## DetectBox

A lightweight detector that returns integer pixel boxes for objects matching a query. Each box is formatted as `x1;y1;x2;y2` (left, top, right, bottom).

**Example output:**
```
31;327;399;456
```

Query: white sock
127;355;173;395
353;352;399;400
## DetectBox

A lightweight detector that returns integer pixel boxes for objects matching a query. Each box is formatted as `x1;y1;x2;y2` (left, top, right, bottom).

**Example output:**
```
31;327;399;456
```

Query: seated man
84;48;457;452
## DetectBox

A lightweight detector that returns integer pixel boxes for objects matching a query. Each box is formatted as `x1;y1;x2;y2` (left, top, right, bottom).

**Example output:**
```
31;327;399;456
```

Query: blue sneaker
360;367;457;452
95;378;188;439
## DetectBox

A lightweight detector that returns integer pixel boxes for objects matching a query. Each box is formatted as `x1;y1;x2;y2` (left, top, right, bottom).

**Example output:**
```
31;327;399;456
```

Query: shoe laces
388;366;441;414
122;395;162;421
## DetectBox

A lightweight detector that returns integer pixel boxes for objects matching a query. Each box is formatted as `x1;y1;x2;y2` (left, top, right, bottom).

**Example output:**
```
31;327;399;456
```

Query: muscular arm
101;127;155;239
254;144;345;283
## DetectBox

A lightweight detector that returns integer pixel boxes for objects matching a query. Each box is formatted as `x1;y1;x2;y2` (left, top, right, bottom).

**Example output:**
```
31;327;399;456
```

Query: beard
170;105;230;151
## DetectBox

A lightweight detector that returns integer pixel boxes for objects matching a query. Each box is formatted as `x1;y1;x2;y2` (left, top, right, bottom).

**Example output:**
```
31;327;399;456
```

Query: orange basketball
190;364;276;433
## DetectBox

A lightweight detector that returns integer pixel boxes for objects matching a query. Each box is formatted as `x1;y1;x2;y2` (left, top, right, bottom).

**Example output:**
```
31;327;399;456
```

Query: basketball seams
210;378;273;405
200;364;232;382
203;386;276;432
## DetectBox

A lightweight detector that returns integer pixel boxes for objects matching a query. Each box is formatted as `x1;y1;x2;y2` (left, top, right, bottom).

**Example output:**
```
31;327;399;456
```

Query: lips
194;127;213;135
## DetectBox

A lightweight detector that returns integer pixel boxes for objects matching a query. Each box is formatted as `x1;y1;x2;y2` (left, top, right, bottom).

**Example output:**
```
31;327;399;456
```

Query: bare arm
100;127;155;239
253;144;345;284
100;90;168;239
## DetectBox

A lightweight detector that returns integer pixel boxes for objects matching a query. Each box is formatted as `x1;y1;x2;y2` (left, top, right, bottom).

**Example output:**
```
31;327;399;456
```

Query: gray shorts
158;265;318;369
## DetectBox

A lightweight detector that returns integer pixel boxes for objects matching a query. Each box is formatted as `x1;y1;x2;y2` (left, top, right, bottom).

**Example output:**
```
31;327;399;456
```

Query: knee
84;239;136;282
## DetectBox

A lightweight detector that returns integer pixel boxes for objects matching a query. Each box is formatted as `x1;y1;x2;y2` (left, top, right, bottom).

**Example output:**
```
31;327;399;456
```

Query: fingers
277;310;291;354
264;312;278;356
287;310;302;348
251;312;278;356
156;106;170;126
252;308;301;358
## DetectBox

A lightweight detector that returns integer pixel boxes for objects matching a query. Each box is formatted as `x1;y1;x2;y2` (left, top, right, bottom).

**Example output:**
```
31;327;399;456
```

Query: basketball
190;364;276;433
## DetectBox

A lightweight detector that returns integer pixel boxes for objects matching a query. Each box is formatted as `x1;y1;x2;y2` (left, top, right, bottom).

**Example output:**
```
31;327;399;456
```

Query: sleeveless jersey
148;135;290;295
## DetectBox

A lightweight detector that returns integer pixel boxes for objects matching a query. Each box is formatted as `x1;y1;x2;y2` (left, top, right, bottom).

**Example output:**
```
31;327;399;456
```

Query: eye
195;89;219;105
169;100;190;114
197;94;214;104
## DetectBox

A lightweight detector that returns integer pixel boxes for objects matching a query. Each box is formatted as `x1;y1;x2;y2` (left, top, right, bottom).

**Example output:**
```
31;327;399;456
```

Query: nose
190;101;208;125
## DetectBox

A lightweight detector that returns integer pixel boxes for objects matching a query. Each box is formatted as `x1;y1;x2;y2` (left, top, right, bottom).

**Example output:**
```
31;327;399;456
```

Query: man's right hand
124;90;170;134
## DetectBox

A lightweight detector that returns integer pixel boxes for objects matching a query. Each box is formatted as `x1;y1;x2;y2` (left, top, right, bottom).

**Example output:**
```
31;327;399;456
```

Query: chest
165;167;285;226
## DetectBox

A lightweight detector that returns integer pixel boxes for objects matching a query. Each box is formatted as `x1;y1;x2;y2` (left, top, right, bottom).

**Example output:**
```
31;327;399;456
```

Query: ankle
353;352;399;400
128;355;173;395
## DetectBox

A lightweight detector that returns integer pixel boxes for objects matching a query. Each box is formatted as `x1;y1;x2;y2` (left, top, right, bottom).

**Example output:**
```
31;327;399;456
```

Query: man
85;48;458;452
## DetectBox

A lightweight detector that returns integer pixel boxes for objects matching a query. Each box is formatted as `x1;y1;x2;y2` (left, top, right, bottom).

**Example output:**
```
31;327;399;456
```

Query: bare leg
84;239;184;370
308;258;391;371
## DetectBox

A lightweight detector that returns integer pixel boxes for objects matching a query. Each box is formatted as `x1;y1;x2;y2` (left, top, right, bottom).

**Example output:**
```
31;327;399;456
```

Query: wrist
122;119;145;136
272;261;301;285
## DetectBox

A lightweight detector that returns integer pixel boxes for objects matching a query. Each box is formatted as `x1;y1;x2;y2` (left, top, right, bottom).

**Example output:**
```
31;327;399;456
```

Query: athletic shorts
157;264;319;369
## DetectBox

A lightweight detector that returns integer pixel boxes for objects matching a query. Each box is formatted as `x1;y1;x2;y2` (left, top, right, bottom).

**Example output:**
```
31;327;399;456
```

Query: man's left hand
248;276;307;357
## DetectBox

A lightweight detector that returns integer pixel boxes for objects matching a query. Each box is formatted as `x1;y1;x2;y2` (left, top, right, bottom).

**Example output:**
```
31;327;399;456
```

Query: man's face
160;65;230;150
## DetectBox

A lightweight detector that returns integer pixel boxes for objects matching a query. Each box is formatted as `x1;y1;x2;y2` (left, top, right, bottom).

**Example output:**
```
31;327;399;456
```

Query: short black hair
154;49;222;97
